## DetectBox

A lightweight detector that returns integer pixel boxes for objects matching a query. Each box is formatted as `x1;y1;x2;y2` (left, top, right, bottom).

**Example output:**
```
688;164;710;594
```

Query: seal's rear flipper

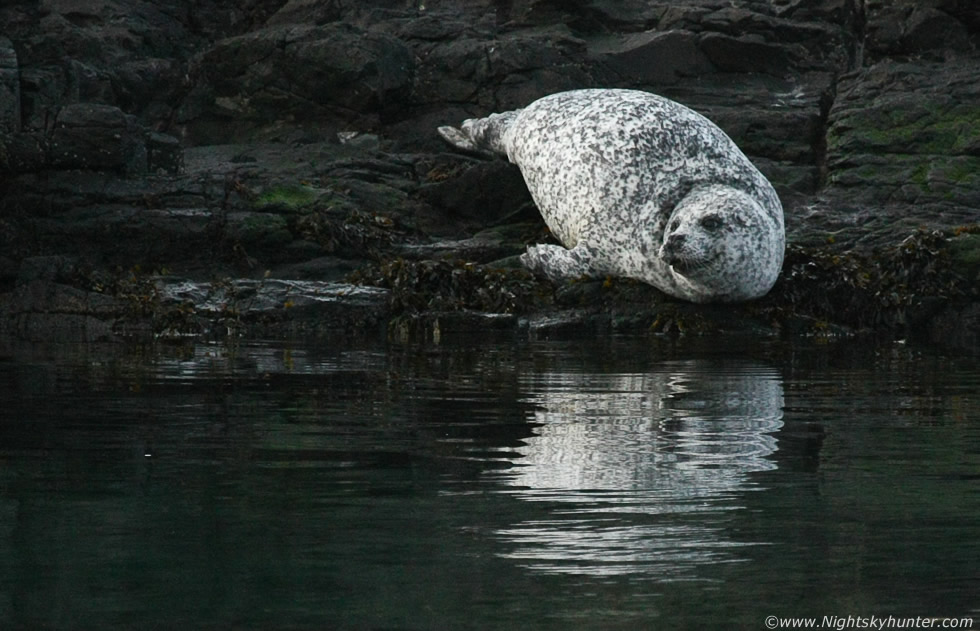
437;111;520;158
437;125;491;156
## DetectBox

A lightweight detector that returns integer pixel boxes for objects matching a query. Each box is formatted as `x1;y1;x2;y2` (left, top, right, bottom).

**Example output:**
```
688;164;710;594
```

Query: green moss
841;104;980;155
938;105;980;154
255;184;318;210
231;213;293;248
910;162;930;192
941;157;980;184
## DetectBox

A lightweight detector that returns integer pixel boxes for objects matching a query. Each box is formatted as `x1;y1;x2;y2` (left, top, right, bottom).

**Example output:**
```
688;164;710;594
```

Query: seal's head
657;185;784;303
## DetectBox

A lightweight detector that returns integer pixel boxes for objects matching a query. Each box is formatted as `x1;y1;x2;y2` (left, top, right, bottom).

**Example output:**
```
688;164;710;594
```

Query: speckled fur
437;89;785;303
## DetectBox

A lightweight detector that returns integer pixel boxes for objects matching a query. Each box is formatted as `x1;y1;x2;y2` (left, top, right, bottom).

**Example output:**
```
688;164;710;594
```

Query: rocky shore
1;0;978;348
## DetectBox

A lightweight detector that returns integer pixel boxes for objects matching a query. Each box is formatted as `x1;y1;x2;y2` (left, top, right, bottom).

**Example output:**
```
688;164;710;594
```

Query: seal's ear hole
699;214;724;230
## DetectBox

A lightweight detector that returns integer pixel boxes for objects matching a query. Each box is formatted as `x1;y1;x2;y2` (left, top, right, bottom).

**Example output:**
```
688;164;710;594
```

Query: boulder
179;22;414;143
698;32;795;75
864;1;977;59
593;30;713;85
48;103;148;173
826;59;980;209
0;37;20;134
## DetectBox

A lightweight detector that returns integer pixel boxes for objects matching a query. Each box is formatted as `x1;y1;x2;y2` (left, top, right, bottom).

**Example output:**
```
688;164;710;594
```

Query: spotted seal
438;89;785;303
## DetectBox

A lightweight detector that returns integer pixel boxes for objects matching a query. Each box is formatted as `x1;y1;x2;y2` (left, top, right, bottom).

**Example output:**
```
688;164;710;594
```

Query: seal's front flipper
437;111;520;157
521;243;598;282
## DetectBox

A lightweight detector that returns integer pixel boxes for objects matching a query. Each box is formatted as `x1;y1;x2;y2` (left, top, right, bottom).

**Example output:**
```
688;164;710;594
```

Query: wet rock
927;303;980;349
154;277;391;338
0;281;125;342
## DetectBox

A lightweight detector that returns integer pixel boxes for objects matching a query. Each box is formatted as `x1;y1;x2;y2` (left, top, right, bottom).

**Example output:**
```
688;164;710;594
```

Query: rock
155;277;391;338
15;256;80;286
0;280;125;342
266;0;346;26
179;22;414;143
224;212;294;258
0;37;20;134
699;32;795;75
418;160;532;225
1;132;46;173
864;1;977;59
826;59;980;211
410;27;590;115
48;103;148;173
147;132;183;175
592;30;713;85
0;0;979;346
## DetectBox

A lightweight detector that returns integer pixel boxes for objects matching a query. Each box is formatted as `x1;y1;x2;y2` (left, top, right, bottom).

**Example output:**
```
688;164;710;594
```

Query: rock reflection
495;360;784;578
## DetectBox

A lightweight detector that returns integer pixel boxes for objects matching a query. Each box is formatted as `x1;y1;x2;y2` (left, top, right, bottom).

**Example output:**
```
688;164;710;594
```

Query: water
0;336;977;630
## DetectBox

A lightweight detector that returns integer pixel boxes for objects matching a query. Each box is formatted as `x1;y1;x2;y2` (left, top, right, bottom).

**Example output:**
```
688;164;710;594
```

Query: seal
437;89;785;303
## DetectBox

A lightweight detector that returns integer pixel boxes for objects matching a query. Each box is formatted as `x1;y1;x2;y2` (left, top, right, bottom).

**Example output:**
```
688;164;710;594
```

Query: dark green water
0;336;977;630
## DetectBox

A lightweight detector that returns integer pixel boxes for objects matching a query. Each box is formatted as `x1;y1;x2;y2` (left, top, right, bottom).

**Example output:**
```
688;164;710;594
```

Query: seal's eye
700;214;723;230
669;219;680;232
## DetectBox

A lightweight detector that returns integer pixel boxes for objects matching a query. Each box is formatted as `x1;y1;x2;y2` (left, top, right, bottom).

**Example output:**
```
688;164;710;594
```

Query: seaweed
772;227;976;331
349;258;553;315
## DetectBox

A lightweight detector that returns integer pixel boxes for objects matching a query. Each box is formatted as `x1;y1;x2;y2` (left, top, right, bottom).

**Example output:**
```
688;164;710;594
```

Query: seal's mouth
666;256;695;274
663;248;716;276
661;247;694;273
662;251;680;269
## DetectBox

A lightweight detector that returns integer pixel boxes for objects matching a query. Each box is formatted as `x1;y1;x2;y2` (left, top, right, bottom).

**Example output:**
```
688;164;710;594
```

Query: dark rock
902;7;972;54
0;0;978;346
418;159;532;225
15;256;80;286
49;103;148;173
179;22;414;143
225;212;294;257
927;302;980;350
864;1;978;59
146;132;183;175
154;277;391;338
698;32;795;75
825;59;980;211
593;30;714;86
0;280;124;342
1;132;46;173
0;37;20;134
410;27;590;115
266;0;346;26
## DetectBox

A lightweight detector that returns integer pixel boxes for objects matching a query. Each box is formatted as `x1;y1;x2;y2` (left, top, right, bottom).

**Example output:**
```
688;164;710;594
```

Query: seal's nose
665;233;685;250
661;233;686;267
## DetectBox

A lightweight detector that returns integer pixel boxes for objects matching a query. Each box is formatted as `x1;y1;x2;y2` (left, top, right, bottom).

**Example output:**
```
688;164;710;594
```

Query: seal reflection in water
495;360;785;577
439;89;785;303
